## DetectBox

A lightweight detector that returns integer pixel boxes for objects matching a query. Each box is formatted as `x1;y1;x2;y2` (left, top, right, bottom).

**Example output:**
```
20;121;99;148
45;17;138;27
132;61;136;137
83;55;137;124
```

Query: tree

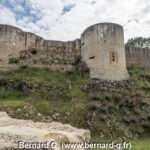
125;37;150;48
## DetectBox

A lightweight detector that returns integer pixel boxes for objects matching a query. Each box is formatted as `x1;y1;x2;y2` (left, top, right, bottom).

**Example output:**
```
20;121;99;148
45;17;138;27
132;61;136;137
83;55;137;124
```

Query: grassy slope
89;139;150;150
0;65;150;149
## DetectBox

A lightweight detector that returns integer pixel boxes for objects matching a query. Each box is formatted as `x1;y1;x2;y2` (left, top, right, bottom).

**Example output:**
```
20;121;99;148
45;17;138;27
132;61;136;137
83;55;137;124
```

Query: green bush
122;117;130;124
105;96;111;101
130;117;137;123
88;105;98;111
99;115;106;122
142;122;150;129
31;48;38;55
9;58;19;64
19;65;28;70
19;55;26;59
35;101;51;114
100;106;108;114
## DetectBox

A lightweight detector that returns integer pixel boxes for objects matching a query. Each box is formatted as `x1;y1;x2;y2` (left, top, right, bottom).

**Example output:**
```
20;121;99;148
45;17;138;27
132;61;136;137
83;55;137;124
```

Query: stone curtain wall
1;24;150;72
0;24;81;71
125;46;150;69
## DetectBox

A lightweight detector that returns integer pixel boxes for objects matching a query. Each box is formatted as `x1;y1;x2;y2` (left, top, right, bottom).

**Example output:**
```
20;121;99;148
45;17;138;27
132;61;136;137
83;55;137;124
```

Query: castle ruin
0;23;150;81
81;23;129;80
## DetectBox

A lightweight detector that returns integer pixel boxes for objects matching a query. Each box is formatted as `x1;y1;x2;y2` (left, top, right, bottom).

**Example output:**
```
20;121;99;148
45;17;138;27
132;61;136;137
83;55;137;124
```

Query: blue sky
0;0;150;42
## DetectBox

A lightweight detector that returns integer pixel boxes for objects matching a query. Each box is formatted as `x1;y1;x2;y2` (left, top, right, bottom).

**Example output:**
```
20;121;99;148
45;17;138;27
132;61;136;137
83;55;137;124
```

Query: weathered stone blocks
81;23;129;81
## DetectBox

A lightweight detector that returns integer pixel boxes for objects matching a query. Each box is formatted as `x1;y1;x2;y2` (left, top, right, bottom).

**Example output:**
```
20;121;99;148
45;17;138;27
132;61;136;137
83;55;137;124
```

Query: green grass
0;100;25;108
0;88;27;108
35;100;52;114
0;88;26;101
88;139;150;150
0;65;150;149
131;139;150;150
128;65;150;89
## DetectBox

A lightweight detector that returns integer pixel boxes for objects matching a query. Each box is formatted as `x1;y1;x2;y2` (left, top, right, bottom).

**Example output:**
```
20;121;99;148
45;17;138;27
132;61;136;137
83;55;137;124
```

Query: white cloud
14;5;25;12
0;0;150;42
0;4;16;26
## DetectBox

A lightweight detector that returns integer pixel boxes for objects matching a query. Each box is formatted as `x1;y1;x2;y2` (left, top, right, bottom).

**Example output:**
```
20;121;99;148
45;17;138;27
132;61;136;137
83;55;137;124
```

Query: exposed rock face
0;112;91;150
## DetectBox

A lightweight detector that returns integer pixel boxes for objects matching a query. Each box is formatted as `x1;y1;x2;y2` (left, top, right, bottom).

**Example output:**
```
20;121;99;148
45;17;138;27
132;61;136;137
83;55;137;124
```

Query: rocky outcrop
0;112;91;150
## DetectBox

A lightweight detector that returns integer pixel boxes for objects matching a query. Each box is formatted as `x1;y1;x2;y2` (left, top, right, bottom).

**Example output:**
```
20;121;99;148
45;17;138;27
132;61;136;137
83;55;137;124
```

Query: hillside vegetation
0;65;150;149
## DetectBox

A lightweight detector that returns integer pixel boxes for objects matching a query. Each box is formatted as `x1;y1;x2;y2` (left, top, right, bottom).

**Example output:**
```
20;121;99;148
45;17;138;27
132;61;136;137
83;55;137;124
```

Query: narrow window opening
109;51;118;64
89;56;95;60
112;52;115;61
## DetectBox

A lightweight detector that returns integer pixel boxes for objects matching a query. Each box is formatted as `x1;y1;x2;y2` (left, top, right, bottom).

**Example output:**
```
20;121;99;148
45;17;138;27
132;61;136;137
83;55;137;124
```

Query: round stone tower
81;22;129;81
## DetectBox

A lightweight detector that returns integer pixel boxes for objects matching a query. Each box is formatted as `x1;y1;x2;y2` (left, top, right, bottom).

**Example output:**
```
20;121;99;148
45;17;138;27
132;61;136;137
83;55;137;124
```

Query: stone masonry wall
81;23;129;81
0;24;81;71
125;46;150;69
0;24;150;73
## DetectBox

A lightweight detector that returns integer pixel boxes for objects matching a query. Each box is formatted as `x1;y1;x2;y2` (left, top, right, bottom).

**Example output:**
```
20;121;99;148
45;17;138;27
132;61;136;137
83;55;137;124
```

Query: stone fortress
0;22;150;80
81;23;129;80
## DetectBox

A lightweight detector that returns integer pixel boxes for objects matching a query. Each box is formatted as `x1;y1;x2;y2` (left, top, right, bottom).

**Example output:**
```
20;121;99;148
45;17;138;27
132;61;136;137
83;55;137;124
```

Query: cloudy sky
0;0;150;42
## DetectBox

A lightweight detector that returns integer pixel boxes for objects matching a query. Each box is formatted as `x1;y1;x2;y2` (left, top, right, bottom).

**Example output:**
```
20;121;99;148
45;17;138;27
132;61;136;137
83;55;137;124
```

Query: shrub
19;55;26;59
9;58;19;64
135;90;143;97
128;99;138;108
122;116;130;124
66;69;74;75
130;116;137;123
140;100;149;107
35;101;50;114
105;96;111;101
119;96;129;108
134;108;140;114
31;48;38;55
88;92;99;100
100;106;108;114
142;122;150;129
147;115;150;121
74;56;81;64
19;65;28;70
140;115;147;121
99;115;107;122
121;108;128;115
88;105;98;111
137;128;144;135
113;95;120;103
107;103;115;112
43;67;50;71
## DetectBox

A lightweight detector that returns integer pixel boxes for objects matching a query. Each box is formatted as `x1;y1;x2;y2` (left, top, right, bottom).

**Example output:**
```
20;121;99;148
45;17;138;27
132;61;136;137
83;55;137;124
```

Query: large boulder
0;112;91;150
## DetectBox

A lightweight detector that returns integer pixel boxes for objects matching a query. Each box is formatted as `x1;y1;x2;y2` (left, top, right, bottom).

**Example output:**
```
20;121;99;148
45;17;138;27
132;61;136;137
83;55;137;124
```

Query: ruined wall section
125;46;150;69
19;39;81;71
0;25;81;71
